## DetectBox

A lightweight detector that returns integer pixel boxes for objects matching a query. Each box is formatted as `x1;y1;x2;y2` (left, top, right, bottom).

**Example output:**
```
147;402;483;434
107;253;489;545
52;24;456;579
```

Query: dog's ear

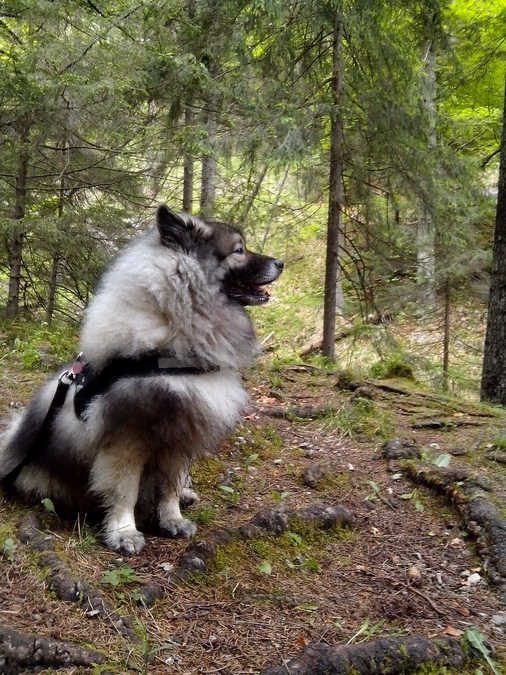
156;205;195;252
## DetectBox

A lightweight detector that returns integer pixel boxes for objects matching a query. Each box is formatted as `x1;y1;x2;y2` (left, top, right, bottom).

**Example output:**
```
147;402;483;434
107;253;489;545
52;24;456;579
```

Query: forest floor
2;359;506;674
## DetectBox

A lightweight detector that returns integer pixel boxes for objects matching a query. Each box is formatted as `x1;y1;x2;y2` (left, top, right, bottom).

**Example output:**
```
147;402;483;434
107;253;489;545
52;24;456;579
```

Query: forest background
1;0;505;398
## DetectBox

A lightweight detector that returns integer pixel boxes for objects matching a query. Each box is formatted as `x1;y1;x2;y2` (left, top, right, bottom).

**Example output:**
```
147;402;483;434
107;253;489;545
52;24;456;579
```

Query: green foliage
370;354;415;381
323;400;394;439
0;318;77;370
463;626;499;675
347;617;386;645
1;537;17;561
101;567;140;587
41;498;58;518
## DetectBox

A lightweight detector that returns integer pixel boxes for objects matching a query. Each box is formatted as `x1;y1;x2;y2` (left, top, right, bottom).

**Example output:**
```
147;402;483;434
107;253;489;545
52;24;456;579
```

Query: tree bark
322;6;344;361
5;123;30;319
183;105;194;213
417;13;438;311
259;165;288;253
239;162;268;224
481;72;506;404
200;91;217;218
45;138;69;324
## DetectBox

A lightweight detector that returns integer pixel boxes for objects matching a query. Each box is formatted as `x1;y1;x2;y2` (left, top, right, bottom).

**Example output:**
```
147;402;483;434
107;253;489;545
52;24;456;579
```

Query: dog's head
156;205;283;306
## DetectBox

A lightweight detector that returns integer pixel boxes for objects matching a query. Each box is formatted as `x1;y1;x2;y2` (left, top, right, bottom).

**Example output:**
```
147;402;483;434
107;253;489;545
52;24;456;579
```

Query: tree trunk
239;162;268;224
259;165;288;253
417;15;437;310
45;140;68;324
442;277;450;392
200;97;217;218
6;124;30;319
480;73;506;404
322;5;344;361
183;106;194;213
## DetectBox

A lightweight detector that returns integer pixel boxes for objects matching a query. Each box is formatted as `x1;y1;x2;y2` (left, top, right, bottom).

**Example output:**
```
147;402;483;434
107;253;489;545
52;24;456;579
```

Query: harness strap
1;351;219;487
74;351;219;418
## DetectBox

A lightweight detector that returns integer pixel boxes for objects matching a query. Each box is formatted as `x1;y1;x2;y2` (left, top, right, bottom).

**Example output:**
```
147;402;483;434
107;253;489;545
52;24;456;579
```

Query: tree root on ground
17;513;140;643
403;462;506;586
0;626;105;674
167;502;353;585
259;634;467;675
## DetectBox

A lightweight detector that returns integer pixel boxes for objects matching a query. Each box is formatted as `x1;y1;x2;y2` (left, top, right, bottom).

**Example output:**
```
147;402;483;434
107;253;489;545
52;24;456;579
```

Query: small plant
400;489;424;512
432;453;451;468
71;516;98;552
464;627;499;675
347;617;386;644
1;538;17;561
219;484;240;506
256;560;273;575
370;354;414;381
366;480;381;501
492;434;506;450
270;489;291;502
101;566;140;587
41;497;59;520
192;503;217;525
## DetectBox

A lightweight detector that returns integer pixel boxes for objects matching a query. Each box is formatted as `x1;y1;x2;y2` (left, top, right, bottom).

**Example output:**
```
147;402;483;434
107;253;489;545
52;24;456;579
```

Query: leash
1;355;85;488
1;351;219;487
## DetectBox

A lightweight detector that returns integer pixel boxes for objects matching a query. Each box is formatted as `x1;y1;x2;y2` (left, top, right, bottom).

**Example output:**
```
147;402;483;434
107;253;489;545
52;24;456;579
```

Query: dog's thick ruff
0;205;283;554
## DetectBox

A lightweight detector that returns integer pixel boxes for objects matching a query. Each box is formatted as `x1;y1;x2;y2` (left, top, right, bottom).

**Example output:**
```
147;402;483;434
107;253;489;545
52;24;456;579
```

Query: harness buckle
59;353;85;385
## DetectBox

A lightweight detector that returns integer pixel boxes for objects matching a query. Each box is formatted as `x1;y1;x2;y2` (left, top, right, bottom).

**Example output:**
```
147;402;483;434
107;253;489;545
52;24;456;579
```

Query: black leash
1;351;219;487
1;355;85;488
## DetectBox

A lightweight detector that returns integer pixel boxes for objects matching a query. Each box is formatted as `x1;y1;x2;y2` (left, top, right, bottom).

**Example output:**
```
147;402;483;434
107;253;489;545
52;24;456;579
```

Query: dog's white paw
106;529;145;555
180;487;200;507
160;517;197;539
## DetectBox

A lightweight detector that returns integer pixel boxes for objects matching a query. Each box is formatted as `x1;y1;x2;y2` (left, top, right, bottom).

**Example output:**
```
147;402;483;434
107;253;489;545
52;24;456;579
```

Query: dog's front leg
90;444;147;554
157;453;197;539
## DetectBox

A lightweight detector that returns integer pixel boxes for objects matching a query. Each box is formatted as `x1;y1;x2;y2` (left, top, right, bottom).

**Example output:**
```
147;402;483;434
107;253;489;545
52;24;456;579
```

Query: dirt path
1;365;506;673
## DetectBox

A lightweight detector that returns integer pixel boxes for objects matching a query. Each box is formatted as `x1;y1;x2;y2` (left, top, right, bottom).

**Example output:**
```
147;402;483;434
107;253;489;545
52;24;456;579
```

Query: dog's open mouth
226;281;271;306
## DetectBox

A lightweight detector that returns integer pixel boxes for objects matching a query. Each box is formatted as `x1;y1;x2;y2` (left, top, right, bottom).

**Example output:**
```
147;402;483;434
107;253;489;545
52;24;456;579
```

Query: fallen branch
260;634;467;675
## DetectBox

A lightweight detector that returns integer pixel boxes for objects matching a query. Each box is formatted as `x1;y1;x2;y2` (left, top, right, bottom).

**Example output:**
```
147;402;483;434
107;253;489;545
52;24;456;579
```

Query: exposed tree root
403;462;506;586
260;634;467;675
0;626;105;674
17;513;140;643
171;502;353;583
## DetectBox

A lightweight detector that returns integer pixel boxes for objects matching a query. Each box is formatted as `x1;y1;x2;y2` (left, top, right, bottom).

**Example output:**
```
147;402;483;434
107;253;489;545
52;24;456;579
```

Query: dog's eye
234;246;245;255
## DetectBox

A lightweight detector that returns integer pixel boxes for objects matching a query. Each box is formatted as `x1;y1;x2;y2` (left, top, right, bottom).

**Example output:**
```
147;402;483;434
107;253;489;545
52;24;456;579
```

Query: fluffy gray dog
0;205;283;554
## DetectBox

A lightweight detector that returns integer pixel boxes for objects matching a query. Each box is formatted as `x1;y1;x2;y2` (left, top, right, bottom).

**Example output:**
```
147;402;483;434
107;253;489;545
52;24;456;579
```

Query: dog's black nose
274;259;284;271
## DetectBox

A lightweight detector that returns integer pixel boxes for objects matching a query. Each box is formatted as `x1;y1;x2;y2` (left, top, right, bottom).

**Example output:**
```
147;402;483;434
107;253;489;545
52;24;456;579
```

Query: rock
303;463;324;488
381;438;420;460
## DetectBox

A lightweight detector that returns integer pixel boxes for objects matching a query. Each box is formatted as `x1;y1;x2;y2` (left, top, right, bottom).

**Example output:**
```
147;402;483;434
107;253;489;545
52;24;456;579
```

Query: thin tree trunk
45;140;69;324
200;97;217;218
259;165;288;253
6;124;30;319
183;106;194;213
481;73;506;404
442;277;450;392
417;17;437;310
322;5;344;361
240;162;268;224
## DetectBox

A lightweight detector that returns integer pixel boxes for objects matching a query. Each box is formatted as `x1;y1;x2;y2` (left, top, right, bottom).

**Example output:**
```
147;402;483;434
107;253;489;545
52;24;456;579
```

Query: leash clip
59;353;85;385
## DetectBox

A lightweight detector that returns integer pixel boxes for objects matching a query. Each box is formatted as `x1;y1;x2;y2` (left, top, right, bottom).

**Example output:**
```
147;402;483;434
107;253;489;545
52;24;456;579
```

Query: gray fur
0;206;282;554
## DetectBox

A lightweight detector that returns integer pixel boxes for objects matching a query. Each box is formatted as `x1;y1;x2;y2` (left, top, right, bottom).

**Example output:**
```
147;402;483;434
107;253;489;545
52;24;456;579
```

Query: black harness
2;351;219;487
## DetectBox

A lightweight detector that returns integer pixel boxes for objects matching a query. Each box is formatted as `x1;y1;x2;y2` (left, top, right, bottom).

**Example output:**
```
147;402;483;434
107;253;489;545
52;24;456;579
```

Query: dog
0;205;283;554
